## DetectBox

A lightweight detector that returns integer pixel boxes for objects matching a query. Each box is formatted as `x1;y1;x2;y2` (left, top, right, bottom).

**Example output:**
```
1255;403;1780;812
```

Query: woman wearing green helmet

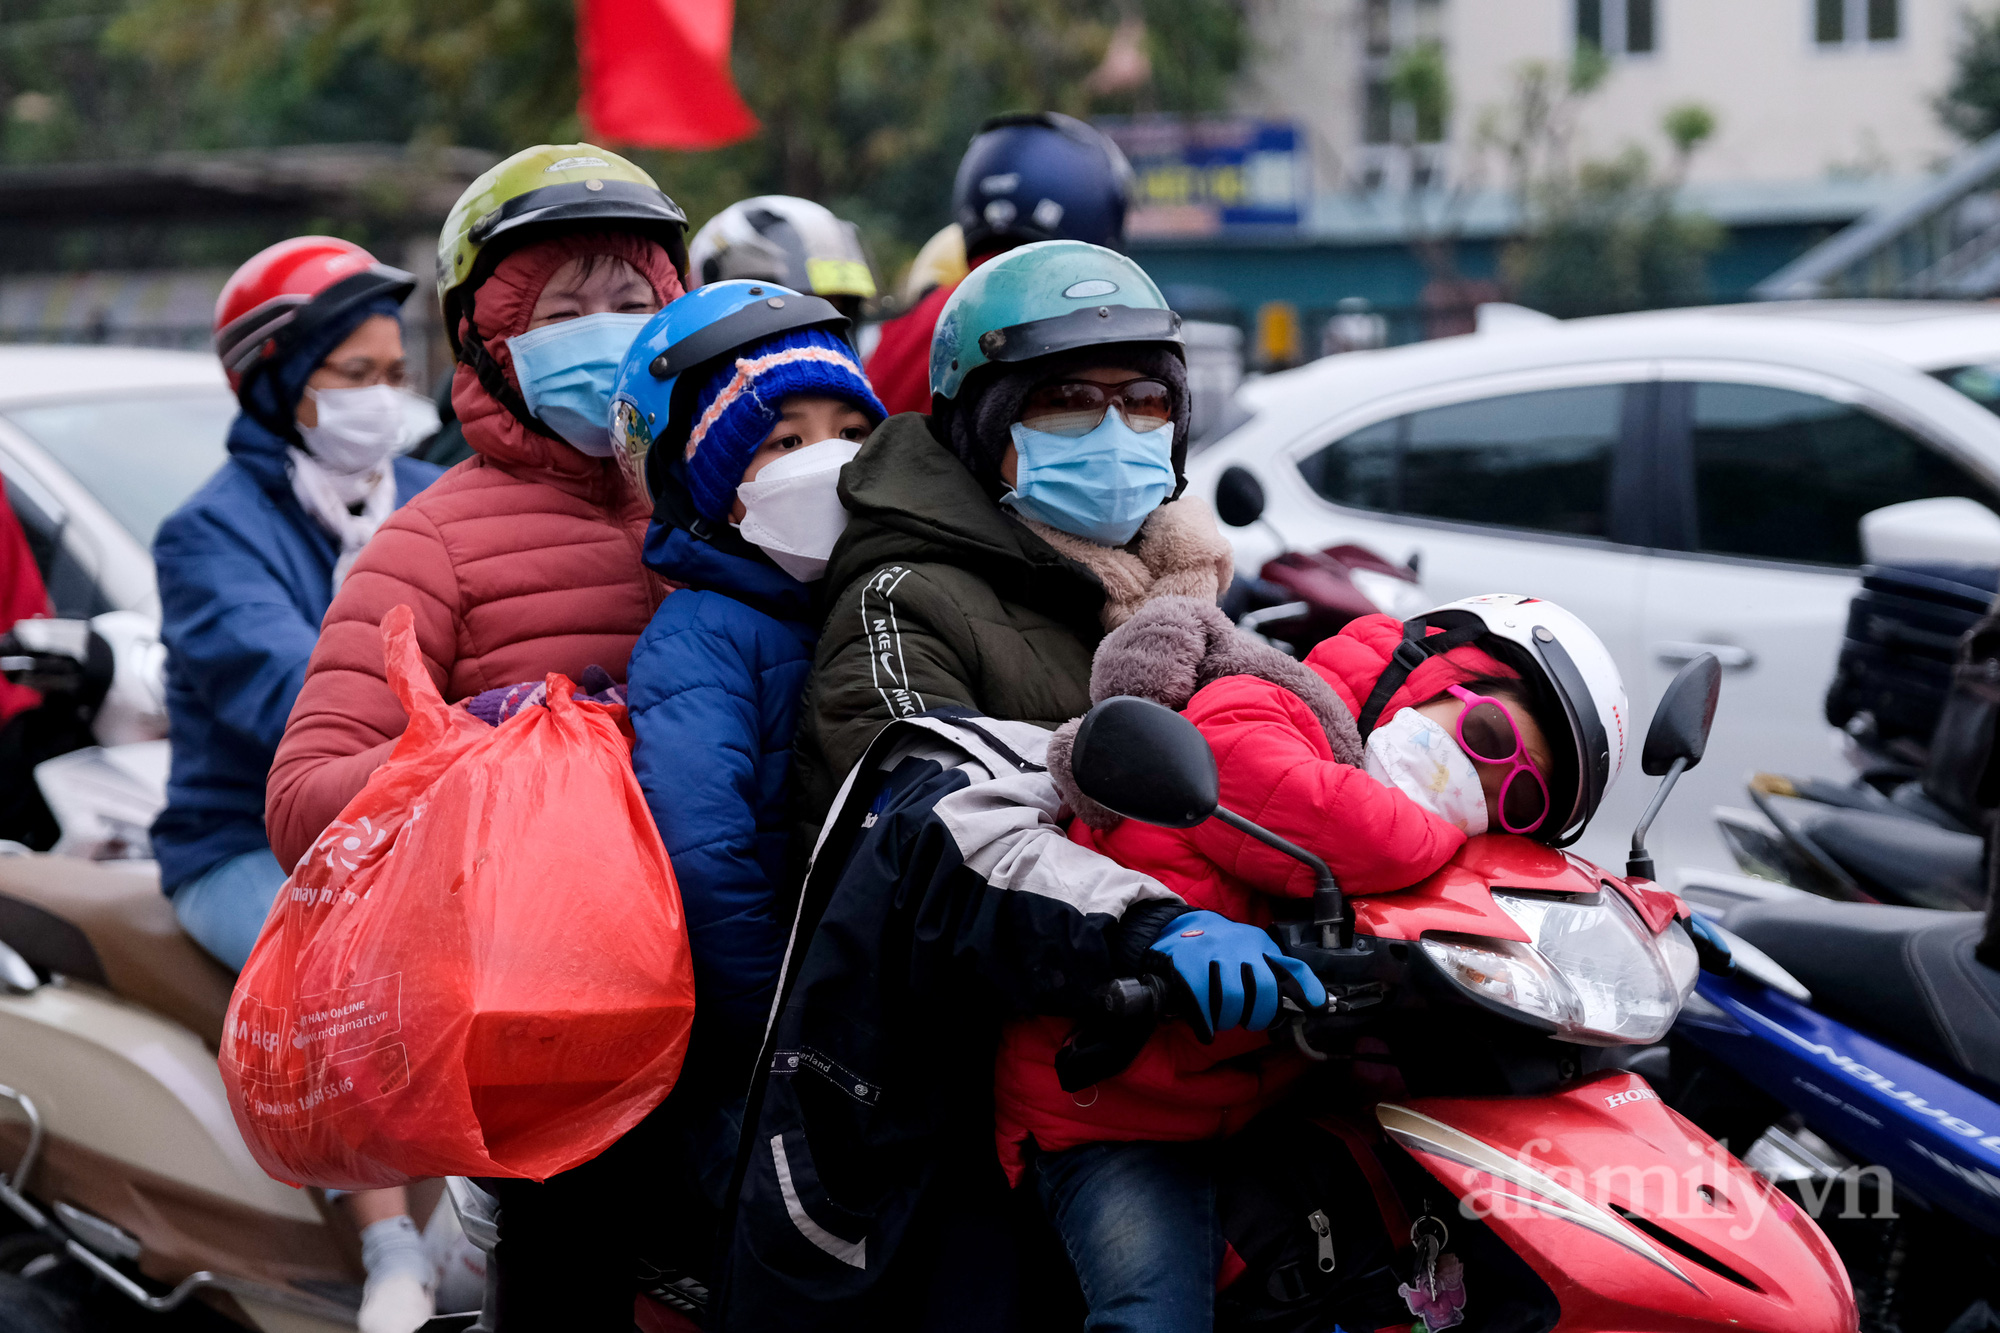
264;143;690;1333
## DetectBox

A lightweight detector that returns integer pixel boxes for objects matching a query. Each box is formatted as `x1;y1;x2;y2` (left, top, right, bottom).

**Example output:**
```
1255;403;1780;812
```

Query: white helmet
687;196;877;311
1380;594;1630;846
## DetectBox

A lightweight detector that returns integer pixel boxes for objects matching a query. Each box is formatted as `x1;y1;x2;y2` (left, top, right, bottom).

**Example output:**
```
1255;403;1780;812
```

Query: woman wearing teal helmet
794;239;1234;821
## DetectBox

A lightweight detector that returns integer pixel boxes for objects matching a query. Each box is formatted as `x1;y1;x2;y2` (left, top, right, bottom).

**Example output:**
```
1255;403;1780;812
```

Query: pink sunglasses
1445;684;1550;835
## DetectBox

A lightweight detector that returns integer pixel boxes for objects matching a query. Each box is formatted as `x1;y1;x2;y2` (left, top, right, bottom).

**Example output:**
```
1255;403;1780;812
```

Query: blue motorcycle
1667;870;2000;1332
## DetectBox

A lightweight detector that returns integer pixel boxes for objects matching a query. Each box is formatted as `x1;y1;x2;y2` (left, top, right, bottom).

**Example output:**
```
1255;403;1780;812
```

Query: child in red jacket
1007;596;1567;1333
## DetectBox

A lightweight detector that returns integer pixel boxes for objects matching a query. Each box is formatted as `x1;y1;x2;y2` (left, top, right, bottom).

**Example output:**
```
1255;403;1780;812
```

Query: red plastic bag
220;605;695;1189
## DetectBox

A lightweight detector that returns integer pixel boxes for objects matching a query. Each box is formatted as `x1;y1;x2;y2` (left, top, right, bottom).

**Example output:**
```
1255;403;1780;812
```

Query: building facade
1239;0;1963;193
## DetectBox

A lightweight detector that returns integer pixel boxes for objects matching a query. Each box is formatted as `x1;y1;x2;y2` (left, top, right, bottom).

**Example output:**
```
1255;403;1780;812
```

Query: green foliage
1661;102;1716;158
1937;6;2000;142
1567;42;1609;97
1388;40;1448;144
1477;59;1721;317
1506;146;1722;317
3;0;1243;277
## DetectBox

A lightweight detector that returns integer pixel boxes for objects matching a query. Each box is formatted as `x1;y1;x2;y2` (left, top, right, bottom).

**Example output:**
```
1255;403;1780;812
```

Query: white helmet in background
687;195;877;319
1418;594;1630;846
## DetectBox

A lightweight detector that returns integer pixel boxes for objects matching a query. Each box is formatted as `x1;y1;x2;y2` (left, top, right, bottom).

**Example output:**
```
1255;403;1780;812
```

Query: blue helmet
611;279;850;504
952;112;1134;258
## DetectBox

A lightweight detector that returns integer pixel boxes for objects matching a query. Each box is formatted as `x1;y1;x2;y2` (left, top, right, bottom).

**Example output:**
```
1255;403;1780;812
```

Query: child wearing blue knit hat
676;325;886;577
608;283;886;1221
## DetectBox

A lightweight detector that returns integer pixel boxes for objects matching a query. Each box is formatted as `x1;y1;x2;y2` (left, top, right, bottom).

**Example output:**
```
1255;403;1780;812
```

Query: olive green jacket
793;412;1109;828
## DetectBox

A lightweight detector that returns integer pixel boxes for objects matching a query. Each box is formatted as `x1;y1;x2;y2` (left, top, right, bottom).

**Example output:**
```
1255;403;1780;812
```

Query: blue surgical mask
507;312;653;456
1004;412;1176;546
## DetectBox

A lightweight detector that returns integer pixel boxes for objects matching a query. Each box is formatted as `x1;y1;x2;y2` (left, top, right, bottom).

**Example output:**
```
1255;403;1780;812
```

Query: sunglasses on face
1445;684;1551;836
1017;377;1175;437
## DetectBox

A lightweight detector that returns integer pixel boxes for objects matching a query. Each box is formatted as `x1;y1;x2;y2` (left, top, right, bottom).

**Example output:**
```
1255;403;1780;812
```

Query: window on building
1817;0;1898;45
1298;385;1624;537
1687;382;1991;564
1364;78;1394;145
1576;0;1656;55
1365;0;1394;55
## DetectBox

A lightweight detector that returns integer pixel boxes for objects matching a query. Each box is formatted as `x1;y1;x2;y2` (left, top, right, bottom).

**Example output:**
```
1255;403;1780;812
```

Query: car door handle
1654;641;1755;670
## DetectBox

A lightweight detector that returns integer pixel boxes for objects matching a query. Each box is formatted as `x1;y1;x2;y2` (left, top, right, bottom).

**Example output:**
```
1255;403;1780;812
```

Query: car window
1297;417;1397;511
0;461;106;618
1689;382;1995;565
1935;364;2000;417
2;389;233;548
1297;384;1622;538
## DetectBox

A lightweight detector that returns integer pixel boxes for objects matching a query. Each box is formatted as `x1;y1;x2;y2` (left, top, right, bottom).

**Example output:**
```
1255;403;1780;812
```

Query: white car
1186;301;2000;878
0;346;235;620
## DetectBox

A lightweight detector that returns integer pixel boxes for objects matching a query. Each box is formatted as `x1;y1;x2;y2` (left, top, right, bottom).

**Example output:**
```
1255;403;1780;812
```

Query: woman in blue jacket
153;237;443;970
150;239;445;1333
612;280;885;1202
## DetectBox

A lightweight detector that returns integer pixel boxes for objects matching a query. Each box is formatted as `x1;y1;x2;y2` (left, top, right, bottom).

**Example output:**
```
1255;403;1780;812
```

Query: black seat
1761;793;1984;910
1723;898;2000;1098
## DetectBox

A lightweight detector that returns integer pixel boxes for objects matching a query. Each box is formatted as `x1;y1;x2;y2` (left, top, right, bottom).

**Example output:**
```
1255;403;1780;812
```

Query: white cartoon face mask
1362;707;1489;836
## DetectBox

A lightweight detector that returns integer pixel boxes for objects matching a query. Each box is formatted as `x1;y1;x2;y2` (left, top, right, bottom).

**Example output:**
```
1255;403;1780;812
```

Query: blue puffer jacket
151;411;441;893
628;518;817;1075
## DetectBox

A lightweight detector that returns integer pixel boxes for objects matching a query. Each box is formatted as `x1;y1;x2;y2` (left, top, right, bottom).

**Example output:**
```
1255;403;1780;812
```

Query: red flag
578;0;760;150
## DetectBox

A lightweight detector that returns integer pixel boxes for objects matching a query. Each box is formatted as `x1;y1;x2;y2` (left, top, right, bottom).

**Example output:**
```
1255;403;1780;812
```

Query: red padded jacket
265;232;683;867
994;613;1511;1181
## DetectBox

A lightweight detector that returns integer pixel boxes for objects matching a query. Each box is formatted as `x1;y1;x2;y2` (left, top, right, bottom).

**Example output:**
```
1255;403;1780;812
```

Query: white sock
358;1216;433;1333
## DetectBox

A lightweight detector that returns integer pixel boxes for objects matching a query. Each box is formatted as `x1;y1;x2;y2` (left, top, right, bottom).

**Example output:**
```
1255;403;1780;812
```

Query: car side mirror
1628;653;1721;880
1861;496;2000;566
1214;465;1266;528
1642;653;1722;776
1070;696;1219;828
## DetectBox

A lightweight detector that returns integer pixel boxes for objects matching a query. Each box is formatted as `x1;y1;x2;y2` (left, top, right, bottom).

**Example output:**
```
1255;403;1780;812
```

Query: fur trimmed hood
1046;596;1363;828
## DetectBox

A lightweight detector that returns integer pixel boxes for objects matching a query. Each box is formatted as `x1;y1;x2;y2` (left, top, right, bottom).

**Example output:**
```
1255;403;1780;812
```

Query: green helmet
437;143;689;353
929;240;1182;403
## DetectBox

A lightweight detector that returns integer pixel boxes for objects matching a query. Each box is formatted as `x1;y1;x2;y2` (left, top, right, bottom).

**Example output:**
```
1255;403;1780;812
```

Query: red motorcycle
1066;652;1857;1332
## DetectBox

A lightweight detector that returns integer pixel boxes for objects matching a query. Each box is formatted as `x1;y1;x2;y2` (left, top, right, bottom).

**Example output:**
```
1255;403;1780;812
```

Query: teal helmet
929;240;1182;404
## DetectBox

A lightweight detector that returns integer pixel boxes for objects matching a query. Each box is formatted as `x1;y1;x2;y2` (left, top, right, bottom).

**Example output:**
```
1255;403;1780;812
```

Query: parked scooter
1063;654;1857;1331
1668;870;2000;1332
0;623;373;1331
1212;464;1427;658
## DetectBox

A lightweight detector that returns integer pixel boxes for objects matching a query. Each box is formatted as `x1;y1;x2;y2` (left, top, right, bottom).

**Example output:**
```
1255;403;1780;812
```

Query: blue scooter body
1677;972;2000;1235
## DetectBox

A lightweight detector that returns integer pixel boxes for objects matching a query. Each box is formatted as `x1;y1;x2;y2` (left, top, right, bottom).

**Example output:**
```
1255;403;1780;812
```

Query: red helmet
213;237;417;394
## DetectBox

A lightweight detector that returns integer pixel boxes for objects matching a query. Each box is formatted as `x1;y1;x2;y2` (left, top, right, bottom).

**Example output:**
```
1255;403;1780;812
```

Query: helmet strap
235;356;304;446
457;284;560;443
1354;618;1484;738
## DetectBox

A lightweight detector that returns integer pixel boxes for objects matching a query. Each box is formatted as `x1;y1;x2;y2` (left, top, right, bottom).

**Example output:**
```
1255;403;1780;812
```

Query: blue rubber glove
1147;910;1328;1042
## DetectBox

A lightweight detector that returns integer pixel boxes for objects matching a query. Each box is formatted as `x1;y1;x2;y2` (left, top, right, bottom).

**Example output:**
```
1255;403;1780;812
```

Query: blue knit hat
681;328;886;522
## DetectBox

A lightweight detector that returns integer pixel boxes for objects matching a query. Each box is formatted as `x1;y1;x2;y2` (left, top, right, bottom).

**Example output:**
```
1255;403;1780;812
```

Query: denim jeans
171;846;286;972
1033;1139;1221;1333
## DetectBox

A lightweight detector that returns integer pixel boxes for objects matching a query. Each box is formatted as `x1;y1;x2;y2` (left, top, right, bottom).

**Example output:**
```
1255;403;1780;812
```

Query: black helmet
951;112;1135;258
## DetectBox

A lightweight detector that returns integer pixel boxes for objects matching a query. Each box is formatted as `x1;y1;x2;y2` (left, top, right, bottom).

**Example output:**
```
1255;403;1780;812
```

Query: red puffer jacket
265;232;683;867
994;611;1512;1183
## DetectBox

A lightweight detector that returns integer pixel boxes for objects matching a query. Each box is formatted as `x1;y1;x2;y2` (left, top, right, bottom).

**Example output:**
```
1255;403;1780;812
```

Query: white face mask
733;438;863;582
1363;707;1490;836
298;385;435;475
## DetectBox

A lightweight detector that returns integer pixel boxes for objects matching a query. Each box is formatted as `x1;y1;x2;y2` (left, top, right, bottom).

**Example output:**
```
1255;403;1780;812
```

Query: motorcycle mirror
1070;696;1219;828
1214;466;1266;528
1642;653;1721;776
1628;652;1721;879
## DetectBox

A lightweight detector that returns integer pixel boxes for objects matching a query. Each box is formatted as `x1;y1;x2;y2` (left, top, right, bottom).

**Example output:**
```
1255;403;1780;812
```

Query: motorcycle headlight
1421;889;1695;1045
